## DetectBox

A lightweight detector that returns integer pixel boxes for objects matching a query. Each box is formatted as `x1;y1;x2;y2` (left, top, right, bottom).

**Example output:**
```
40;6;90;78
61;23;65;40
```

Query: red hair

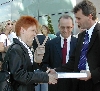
15;16;38;36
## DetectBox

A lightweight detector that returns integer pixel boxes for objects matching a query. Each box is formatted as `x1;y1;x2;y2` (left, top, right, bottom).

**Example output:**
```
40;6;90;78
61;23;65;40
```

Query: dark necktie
62;39;67;64
78;31;89;71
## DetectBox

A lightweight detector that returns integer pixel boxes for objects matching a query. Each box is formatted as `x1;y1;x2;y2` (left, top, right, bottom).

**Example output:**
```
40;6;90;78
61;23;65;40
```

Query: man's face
24;25;37;47
75;9;90;29
58;18;73;38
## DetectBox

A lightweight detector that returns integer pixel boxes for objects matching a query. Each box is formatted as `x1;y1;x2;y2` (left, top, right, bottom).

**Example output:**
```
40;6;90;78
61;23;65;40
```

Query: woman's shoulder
0;33;7;42
10;43;22;51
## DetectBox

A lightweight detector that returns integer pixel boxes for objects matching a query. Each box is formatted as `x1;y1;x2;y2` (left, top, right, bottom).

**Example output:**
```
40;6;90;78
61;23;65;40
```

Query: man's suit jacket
41;35;77;91
56;23;100;91
41;36;77;71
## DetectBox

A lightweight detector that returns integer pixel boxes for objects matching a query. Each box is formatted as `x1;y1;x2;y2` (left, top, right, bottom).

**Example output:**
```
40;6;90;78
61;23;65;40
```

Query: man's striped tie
78;31;89;71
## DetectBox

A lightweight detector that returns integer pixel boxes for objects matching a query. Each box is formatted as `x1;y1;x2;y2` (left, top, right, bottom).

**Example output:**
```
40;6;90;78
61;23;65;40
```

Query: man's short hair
72;0;97;20
58;14;74;24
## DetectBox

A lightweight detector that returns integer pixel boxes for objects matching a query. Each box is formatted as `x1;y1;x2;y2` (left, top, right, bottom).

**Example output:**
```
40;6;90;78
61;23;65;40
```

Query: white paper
57;72;87;78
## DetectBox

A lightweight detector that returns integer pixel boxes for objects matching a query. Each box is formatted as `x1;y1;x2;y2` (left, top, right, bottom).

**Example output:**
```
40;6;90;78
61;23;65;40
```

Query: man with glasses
41;14;77;91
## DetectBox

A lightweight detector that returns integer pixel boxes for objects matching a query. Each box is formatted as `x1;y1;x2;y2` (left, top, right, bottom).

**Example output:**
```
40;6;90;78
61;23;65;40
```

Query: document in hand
57;72;87;78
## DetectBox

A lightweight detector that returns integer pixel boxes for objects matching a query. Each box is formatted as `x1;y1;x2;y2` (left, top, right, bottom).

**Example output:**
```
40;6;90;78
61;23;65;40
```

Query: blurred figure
42;25;56;40
41;25;49;36
0;20;12;61
8;20;17;44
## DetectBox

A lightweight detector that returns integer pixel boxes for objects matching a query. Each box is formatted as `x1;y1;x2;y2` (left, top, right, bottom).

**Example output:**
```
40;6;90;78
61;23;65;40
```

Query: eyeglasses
7;23;13;25
60;26;72;30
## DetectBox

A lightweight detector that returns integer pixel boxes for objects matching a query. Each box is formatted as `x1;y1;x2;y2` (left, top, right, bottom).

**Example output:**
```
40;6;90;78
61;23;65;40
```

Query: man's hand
46;67;56;74
48;72;58;84
77;70;91;81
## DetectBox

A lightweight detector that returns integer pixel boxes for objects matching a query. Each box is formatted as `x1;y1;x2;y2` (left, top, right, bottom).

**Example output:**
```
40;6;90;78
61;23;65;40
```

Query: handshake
46;68;58;84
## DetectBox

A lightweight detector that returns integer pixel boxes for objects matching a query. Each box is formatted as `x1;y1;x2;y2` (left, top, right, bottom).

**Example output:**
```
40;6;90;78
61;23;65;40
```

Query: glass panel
0;0;99;34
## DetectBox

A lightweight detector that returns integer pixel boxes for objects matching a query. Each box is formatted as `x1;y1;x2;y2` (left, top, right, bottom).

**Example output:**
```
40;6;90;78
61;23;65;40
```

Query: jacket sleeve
8;46;49;85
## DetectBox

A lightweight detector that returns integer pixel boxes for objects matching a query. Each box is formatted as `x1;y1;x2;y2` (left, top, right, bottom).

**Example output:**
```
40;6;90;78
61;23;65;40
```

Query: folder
57;72;87;78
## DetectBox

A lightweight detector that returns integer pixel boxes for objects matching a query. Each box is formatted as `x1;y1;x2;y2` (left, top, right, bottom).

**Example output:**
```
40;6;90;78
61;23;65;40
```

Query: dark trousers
48;78;72;91
77;79;100;91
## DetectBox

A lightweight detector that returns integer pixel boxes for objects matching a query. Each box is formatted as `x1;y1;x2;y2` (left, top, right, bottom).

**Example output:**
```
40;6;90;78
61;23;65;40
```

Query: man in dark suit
51;0;100;91
41;14;77;91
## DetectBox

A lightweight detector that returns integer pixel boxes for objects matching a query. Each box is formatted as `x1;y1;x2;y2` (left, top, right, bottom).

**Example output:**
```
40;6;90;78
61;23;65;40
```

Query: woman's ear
20;27;25;34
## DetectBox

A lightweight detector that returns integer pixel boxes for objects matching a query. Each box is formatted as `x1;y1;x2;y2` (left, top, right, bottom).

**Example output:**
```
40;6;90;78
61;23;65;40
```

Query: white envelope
57;72;87;78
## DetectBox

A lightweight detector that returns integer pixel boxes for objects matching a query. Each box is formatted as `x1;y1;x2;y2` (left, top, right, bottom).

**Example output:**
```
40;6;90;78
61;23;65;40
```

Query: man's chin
62;35;68;38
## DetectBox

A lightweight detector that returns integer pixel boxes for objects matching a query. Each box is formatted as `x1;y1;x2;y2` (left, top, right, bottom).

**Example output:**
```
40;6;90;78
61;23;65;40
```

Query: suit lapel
88;23;100;51
55;37;62;59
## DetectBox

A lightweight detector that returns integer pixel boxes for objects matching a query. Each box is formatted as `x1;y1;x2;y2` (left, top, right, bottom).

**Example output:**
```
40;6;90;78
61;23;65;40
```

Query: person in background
51;0;100;91
0;20;12;63
42;25;56;40
41;14;77;91
8;20;17;44
33;23;50;91
0;22;5;70
3;15;57;91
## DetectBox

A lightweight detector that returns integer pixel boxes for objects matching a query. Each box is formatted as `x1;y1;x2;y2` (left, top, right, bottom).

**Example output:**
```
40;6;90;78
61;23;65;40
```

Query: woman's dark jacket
4;38;49;91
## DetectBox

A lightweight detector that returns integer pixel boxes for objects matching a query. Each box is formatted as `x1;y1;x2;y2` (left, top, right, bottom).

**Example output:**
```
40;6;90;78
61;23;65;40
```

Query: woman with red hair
3;16;57;91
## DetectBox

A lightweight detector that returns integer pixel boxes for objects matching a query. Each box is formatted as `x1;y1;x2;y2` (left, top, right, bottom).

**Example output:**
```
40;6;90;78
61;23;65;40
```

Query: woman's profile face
24;25;37;47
